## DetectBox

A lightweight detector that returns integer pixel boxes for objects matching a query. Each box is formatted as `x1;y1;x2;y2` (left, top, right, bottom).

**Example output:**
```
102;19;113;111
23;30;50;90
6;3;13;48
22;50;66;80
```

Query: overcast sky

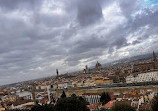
0;0;158;85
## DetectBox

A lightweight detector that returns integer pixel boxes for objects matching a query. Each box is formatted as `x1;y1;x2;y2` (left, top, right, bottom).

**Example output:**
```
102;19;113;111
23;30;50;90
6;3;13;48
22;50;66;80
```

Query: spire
56;69;59;89
56;69;59;79
153;51;157;61
86;65;88;69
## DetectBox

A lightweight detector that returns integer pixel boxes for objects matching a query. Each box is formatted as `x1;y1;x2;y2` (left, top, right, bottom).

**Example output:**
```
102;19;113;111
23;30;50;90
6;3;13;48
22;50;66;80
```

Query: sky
0;0;158;85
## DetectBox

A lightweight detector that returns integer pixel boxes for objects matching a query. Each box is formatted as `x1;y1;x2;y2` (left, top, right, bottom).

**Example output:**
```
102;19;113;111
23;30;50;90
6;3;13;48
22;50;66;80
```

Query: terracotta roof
87;102;102;110
101;100;116;108
39;97;48;103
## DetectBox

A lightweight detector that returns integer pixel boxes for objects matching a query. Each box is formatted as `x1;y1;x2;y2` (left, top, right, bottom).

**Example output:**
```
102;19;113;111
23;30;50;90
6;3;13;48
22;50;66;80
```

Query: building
82;93;101;105
83;65;90;74
11;100;34;110
63;82;73;89
126;70;158;83
95;77;113;85
0;90;7;96
132;51;158;72
95;61;102;71
16;91;32;100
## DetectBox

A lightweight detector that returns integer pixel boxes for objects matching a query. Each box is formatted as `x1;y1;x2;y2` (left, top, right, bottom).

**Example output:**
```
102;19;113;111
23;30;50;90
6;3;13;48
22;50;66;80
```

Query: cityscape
0;52;158;111
0;0;158;111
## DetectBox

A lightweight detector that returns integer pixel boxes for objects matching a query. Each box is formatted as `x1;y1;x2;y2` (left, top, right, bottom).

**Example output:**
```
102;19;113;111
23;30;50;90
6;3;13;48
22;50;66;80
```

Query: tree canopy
151;94;158;111
31;104;54;111
100;92;111;105
55;96;90;111
60;91;66;98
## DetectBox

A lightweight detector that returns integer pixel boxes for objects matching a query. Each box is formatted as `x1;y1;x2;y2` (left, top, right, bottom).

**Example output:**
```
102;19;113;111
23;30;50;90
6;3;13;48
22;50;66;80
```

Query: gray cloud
76;0;103;26
118;0;139;17
0;0;158;85
0;0;42;11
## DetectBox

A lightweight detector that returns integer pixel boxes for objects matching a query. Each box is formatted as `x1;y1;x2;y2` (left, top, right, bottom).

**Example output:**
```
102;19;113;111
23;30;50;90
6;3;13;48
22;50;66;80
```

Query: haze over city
0;0;158;85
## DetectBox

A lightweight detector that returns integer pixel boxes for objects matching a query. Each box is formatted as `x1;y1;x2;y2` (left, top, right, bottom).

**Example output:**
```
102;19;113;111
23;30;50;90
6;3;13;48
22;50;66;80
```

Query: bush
60;91;66;98
31;104;54;111
9;109;30;111
151;94;158;111
100;92;111;105
55;97;90;111
139;109;151;111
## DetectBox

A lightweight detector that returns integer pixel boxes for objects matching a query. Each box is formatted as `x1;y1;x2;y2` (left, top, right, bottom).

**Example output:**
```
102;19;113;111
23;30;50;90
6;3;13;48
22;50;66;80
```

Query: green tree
60;91;66;98
9;109;30;111
71;94;89;105
139;109;150;111
78;96;89;105
71;93;77;98
55;97;90;111
151;94;158;111
31;104;54;111
111;102;136;111
99;108;110;111
100;92;111;105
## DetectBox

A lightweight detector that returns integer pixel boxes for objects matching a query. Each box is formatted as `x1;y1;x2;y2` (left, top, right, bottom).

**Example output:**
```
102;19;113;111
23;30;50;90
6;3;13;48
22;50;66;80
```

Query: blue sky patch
142;0;158;8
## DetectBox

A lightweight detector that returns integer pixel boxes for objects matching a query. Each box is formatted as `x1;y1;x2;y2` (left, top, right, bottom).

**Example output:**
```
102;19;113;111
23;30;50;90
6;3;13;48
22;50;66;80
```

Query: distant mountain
102;51;158;67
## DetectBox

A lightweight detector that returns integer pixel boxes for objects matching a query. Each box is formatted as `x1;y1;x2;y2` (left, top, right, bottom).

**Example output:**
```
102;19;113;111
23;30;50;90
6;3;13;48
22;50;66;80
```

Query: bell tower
153;51;157;62
56;69;59;89
56;69;59;79
153;51;158;69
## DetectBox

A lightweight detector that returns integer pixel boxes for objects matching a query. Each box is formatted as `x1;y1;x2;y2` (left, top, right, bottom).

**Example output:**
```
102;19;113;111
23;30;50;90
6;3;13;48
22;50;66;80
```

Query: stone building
82;93;101;105
95;61;102;71
132;51;158;72
126;70;158;83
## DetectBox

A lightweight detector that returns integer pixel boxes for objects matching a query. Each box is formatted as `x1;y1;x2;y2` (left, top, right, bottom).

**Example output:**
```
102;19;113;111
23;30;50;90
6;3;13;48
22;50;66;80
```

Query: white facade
82;95;101;105
126;75;137;83
64;82;72;89
126;71;158;83
12;102;34;109
16;91;32;100
58;83;65;89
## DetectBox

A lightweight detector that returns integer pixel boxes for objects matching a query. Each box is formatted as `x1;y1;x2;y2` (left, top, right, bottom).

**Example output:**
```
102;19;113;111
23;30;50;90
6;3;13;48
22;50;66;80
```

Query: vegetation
31;104;54;111
9;109;30;111
9;95;89;111
60;91;66;98
139;109;151;111
99;108;111;111
111;102;136;111
71;93;77;98
55;96;90;111
100;92;111;105
151;94;158;111
9;94;158;111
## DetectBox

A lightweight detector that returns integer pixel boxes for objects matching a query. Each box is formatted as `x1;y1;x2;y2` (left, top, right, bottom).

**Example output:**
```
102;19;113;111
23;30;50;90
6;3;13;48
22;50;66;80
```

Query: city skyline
0;0;158;85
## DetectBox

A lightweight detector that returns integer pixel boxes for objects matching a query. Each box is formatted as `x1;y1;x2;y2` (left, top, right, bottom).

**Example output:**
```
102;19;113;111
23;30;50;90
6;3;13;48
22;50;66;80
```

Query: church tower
153;51;158;69
56;69;59;79
95;61;102;71
56;69;59;89
153;51;157;62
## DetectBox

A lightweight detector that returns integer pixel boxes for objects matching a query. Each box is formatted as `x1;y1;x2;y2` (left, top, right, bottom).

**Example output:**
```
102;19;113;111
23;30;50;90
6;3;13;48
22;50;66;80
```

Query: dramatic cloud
0;0;158;85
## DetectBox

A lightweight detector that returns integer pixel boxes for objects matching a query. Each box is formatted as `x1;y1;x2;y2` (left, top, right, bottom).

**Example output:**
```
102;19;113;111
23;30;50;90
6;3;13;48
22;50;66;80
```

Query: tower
153;51;158;69
95;61;102;71
153;51;157;62
56;69;59;89
86;65;88;69
32;92;36;105
56;69;59;79
85;65;89;73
